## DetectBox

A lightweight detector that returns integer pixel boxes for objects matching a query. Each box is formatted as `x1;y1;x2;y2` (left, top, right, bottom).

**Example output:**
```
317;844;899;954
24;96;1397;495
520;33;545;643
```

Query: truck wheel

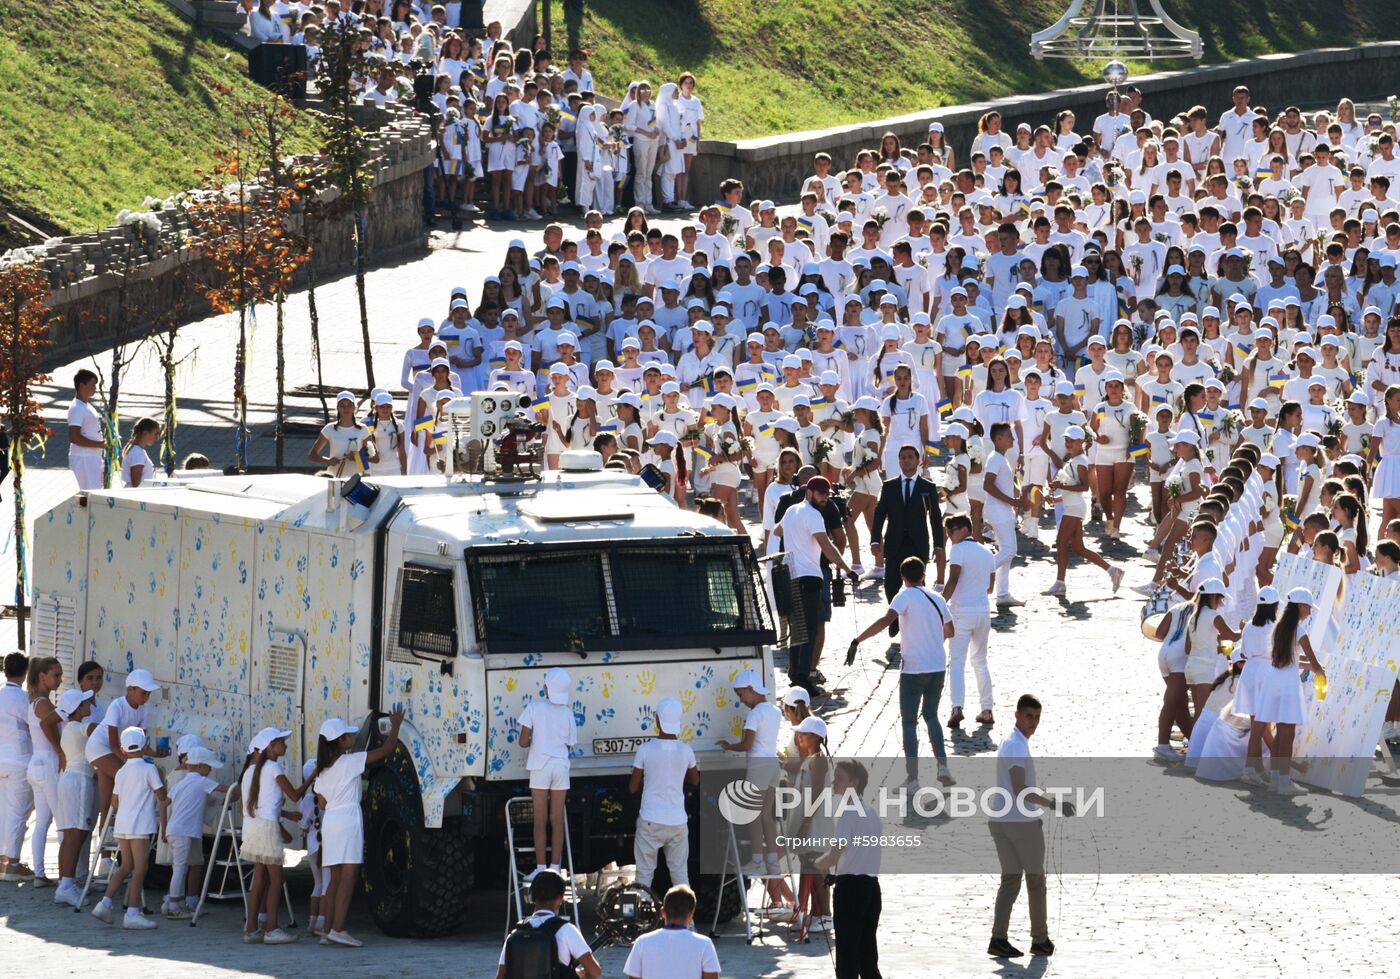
363;751;473;937
691;873;742;925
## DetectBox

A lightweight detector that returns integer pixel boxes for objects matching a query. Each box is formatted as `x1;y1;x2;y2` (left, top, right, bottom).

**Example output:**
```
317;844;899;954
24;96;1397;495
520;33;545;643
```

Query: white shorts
1185;653;1222;686
745;757;782;792
56;771;96;832
528;757;571;791
1023;453;1049;491
1157;638;1187;677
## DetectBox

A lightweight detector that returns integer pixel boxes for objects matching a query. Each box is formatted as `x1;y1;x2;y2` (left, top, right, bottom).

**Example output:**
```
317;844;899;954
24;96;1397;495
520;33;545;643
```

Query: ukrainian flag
597;422;618;433
810;396;831;408
935;398;952;416
1199;410;1216;428
1269;372;1289;388
530;397;551;413
1255;164;1273;181
489;356;507;369
1151;393;1169;405
433;430;450;446
924;439;943;458
956;365;973;380
413;416;435;434
833;337;846;351
715;200;733;214
1283;509;1300;532
694;445;714;463
1129;443;1149;459
701;375;718;396
797;216;814;231
1095;404;1107;419
576;314;597;332
1233;341;1251;360
559;107;577;124
736;377;758;393
1074;383;1087;398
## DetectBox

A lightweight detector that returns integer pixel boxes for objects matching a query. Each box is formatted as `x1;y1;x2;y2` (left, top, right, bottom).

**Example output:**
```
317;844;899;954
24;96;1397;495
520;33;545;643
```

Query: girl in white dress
313;710;403;948
309;393;375;478
845;407;884;575
54;689;97;904
1235;587;1280;784
366;393;407;476
1043;426;1123;599
700;394;746;533
877;365;930;476
1145;431;1207;591
1251;587;1325;795
1367;384;1400;527
1182;578;1238;719
238;729;311;943
24;657;62;885
1089;374;1134;539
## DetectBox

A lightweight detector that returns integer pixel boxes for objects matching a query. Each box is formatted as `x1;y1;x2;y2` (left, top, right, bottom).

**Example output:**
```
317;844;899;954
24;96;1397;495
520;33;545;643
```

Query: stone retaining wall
688;43;1400;203
27;104;435;365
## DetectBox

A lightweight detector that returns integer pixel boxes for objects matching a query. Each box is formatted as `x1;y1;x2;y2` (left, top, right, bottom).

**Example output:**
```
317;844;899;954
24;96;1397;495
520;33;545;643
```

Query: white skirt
1373;456;1400;499
1233;659;1264;715
1185;650;1222;686
1194;714;1255;782
240;816;285;864
319;806;365;867
1250;665;1307;725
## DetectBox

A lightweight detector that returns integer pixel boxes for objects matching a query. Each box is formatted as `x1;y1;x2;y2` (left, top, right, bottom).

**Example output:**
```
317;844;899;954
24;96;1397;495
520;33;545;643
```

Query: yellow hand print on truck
679;688;697;711
729;716;745;739
634;670;656;696
601;671;615;698
505;676;518;692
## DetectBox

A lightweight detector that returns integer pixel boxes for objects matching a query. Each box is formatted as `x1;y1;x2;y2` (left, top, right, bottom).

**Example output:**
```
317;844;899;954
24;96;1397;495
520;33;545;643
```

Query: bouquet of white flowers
871;206;890;230
967;438;985;466
1165;473;1185;500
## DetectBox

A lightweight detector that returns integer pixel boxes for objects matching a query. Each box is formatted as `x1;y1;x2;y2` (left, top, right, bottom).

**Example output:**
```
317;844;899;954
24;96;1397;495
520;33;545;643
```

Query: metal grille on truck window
472;551;614;651
614;547;747;635
392;565;458;658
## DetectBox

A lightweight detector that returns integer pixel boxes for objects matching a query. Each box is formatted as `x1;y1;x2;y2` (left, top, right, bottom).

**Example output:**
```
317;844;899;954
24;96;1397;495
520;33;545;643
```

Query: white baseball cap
250;726;292;753
126;669;160;692
1064;425;1086;441
56;688;95;720
187;746;220;769
794;716;829;739
176;734;204;757
1170;431;1199;447
1198;577;1228;597
782;688;812;707
1286;586;1315;605
544;667;572;706
655;698;683;735
319;717;358;741
731;669;769;696
120;726;147;752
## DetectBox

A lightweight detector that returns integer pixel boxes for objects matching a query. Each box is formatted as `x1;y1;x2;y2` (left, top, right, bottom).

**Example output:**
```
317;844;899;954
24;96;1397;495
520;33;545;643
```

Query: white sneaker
1272;775;1306;796
996;595;1024;607
123;912;158;930
850;563;865;576
1042;581;1067;597
1108;566;1125;594
462;203;481;214
861;566;883;580
262;927;298;944
549;865;570;881
54;883;82;908
1144;547;1160;562
764;854;784;878
326;930;364;948
521;867;541;884
1240;768;1271;788
1152;745;1181;764
737;858;766;878
937;764;955;786
163;905;193;920
91;902;114;924
808;917;828;933
242;929;266;944
1132;582;1158;596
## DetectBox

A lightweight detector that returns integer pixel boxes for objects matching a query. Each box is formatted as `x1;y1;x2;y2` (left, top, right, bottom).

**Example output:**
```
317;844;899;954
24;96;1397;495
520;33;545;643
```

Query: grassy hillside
556;0;1399;140
0;0;303;235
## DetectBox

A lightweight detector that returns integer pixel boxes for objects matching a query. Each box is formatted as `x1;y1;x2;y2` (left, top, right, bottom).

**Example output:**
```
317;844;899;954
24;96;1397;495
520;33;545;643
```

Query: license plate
592;736;653;755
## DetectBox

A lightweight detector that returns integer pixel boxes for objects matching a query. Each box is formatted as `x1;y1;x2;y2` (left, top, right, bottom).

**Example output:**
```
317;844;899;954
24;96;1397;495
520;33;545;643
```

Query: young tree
0;263;54;648
314;19;378;389
186;135;308;472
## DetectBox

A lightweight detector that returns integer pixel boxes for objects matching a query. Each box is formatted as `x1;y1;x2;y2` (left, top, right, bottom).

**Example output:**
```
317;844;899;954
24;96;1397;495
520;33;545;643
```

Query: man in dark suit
871;445;945;659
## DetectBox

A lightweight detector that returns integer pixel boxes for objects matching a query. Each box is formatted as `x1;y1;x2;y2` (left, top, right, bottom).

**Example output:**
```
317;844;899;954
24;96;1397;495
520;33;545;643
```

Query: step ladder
76;818;130;912
191;787;294;928
707;820;798;943
504;795;578;935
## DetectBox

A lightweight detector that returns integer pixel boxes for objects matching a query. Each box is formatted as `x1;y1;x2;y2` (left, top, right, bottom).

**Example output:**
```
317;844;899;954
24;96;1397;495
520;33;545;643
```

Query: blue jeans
899;671;947;775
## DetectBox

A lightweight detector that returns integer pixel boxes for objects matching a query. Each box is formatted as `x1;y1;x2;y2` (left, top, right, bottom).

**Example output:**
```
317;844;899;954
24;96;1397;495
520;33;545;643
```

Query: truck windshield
467;538;773;654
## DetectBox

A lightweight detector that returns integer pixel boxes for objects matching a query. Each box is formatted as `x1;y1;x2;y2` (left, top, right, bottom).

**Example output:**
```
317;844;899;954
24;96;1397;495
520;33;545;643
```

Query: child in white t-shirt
120;418;161;488
519;668;578;882
717;670;783;877
91;727;166;930
629;699;699;894
237;727;310;944
159;747;224;919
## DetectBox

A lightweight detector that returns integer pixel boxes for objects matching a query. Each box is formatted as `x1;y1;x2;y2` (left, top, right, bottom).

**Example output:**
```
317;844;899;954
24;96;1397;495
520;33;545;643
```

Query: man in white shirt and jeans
942;514;998;730
629;698;699;895
817;760;883;979
848;556;955;787
988;694;1076;961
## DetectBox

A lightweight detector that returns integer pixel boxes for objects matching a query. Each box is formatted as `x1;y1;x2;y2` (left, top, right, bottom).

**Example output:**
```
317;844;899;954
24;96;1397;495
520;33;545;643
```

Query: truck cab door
252;629;308;772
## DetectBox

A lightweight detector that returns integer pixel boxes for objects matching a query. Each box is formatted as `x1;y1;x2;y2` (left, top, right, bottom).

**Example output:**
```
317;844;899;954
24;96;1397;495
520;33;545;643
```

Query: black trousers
834;875;882;979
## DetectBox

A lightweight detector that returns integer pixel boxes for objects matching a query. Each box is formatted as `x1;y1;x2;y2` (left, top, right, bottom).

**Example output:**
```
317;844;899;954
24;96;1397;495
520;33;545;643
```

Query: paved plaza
1;218;1396;977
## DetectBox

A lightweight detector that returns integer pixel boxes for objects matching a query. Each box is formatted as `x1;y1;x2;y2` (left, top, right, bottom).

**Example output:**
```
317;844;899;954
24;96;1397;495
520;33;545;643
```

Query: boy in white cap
629;698;699;896
717;670;783;877
519;667;578;882
85;668;164;832
160;746;225;918
92;727;167;929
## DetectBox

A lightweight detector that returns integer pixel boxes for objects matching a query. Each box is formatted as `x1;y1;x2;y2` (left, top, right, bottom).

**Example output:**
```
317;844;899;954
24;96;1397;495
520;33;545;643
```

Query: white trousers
632;138;659;209
26;762;59;874
69;452;104;491
948;612;994;710
633;818;689;888
0;766;34;859
986;512;1018;598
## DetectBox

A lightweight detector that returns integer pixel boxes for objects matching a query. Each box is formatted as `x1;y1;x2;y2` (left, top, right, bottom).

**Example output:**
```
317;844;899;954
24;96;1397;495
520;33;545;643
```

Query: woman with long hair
1250;588;1324;795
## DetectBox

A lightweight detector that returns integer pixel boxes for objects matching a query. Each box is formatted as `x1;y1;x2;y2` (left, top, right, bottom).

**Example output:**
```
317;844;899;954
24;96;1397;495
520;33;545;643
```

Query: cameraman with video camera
774;470;856;698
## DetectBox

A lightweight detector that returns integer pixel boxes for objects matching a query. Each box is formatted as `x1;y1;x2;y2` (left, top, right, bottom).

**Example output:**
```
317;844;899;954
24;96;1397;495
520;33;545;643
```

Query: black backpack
503;914;574;979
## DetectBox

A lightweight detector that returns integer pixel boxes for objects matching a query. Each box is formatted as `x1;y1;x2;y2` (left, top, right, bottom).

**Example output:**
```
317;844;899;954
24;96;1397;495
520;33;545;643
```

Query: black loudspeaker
247;43;308;101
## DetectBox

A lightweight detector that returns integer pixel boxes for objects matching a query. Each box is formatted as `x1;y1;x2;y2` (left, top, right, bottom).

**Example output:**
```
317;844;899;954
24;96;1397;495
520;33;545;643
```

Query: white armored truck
31;456;773;934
